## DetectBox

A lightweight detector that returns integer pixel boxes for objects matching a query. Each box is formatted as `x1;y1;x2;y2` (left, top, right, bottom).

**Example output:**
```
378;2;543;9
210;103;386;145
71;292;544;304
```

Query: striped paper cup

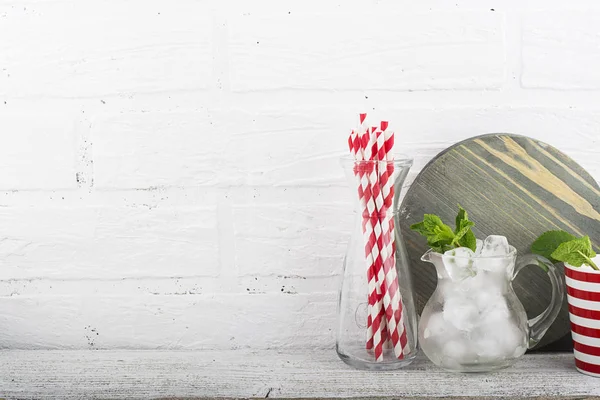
565;263;600;377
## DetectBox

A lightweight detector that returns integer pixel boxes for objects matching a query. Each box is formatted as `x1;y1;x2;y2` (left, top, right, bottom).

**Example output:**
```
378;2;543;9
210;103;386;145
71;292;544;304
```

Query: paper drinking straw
377;125;409;358
348;121;385;360
348;113;410;361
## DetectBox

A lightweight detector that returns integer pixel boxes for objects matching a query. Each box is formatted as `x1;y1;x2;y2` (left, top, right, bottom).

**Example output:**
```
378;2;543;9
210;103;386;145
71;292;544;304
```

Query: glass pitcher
336;156;418;370
419;245;564;372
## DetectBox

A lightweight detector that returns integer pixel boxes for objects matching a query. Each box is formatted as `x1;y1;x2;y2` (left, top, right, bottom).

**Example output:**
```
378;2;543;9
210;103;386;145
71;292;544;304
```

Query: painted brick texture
0;0;598;350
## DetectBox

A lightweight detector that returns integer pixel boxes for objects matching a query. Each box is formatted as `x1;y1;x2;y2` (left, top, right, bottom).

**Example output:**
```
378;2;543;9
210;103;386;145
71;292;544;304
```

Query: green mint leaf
410;214;448;237
458;229;477;252
427;241;444;253
410;221;428;236
531;230;577;263
454;220;474;242
411;206;478;253
429;224;455;244
452;205;477;252
422;215;450;234
410;215;442;237
455;205;468;235
551;236;597;268
410;214;456;253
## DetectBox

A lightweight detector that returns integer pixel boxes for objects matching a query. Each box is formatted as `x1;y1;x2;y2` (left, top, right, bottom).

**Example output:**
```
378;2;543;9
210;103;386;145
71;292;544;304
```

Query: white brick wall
228;10;504;91
92;111;220;188
0;114;79;190
0;0;598;350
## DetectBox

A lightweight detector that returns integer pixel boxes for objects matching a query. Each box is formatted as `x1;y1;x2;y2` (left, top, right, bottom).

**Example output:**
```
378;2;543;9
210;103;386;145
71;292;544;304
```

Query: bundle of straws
347;113;408;361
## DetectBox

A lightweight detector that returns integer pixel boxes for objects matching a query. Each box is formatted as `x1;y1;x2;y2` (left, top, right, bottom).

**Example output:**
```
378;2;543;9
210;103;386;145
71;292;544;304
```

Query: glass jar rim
339;154;413;167
423;246;518;260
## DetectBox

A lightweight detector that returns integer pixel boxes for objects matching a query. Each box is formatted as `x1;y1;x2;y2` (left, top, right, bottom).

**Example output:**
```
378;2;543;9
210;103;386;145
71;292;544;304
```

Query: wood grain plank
0;350;598;399
399;134;600;349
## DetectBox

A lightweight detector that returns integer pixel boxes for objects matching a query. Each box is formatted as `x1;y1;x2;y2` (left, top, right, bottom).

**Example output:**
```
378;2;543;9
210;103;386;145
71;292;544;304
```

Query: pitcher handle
513;254;565;349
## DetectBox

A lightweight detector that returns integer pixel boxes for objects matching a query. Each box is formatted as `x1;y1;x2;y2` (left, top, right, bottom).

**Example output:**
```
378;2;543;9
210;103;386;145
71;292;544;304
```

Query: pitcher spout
420;249;449;279
421;249;435;263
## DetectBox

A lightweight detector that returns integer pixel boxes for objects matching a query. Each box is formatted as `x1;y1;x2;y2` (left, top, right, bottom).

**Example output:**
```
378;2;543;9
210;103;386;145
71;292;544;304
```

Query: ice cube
443;247;477;281
423;311;446;339
473;289;506;315
420;337;443;365
512;345;527;359
443;293;479;331
475;239;484;256
458;267;494;293
478;235;513;273
476;257;512;274
473;319;526;359
442;339;477;365
497;324;526;356
480;235;510;257
474;337;505;361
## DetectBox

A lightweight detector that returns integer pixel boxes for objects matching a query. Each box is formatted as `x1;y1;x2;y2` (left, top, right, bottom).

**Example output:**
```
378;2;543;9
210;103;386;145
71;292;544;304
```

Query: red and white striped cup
565;263;600;377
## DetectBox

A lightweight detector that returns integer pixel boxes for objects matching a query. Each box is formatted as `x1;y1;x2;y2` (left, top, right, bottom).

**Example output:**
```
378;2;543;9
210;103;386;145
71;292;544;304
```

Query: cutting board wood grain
399;134;600;349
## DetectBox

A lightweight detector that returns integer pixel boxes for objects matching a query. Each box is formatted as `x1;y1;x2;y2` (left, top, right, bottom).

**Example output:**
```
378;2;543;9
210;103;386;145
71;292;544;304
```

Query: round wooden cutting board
399;134;600;349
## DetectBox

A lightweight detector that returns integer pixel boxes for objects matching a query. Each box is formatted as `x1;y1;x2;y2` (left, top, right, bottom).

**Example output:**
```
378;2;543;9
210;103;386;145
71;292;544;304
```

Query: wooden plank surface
399;134;600;349
0;349;598;399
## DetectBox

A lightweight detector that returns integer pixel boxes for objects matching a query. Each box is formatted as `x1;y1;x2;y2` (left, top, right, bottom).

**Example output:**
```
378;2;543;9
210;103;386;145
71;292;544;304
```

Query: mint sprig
552;236;598;270
531;230;599;271
530;230;577;264
455;206;477;251
410;215;455;253
410;205;477;253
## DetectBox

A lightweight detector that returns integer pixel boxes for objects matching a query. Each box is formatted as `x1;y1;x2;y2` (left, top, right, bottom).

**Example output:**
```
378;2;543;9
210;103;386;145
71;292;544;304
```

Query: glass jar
336;156;418;370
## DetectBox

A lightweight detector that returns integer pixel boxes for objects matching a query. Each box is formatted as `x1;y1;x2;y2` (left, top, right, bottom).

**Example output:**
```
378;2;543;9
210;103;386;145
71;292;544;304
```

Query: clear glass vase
336;156;418;370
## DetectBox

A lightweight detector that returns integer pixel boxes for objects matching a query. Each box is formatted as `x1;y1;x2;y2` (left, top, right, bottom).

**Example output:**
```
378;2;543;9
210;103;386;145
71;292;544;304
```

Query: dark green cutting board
399;134;600;349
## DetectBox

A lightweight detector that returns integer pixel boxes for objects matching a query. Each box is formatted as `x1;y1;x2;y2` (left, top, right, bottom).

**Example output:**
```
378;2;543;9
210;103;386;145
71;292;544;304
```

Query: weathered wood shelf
1;350;598;399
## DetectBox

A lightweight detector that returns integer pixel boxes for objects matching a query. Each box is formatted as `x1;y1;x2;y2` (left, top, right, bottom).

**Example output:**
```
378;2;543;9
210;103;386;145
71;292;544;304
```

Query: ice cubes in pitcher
442;247;477;281
477;235;514;274
480;235;511;257
420;234;528;370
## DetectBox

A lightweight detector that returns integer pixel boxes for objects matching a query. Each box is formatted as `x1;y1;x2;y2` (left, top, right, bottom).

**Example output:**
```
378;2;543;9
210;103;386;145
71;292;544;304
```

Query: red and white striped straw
347;113;409;361
348;116;385;359
369;125;402;359
376;124;409;358
364;127;391;355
